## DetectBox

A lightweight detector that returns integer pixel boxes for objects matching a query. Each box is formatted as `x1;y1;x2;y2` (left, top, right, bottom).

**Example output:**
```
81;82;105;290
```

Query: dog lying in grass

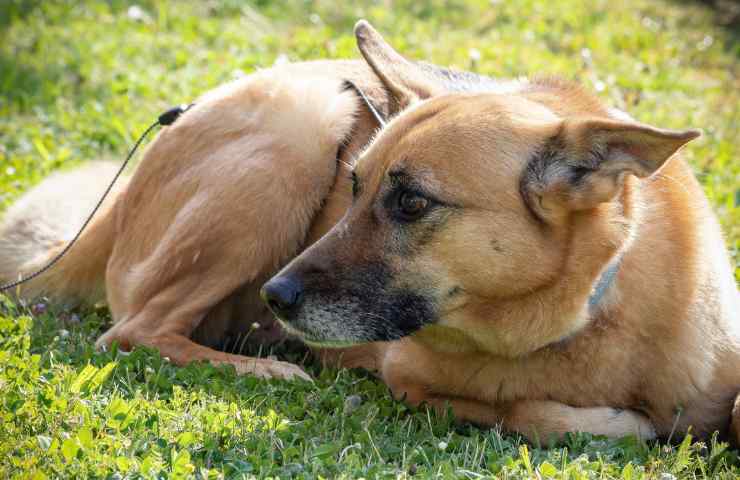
2;20;738;444
262;23;740;444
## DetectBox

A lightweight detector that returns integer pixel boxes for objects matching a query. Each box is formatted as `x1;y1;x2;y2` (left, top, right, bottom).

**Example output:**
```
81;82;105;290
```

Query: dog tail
0;162;127;307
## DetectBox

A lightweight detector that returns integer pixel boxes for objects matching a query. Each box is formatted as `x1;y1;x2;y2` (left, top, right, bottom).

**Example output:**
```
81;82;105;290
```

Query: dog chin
271;316;369;348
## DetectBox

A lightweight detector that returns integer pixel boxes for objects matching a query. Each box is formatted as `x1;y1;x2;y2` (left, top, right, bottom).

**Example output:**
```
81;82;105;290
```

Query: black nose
260;276;304;318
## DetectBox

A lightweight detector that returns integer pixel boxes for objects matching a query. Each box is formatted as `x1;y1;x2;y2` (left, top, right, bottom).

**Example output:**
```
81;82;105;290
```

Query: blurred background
1;0;738;276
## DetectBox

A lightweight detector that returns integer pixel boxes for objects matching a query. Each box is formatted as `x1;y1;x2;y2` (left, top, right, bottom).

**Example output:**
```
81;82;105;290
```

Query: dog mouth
261;287;434;347
268;303;414;347
268;314;363;348
258;279;382;346
261;264;438;346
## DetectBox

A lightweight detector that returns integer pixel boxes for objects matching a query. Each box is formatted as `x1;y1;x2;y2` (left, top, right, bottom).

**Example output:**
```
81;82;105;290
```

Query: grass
0;0;738;478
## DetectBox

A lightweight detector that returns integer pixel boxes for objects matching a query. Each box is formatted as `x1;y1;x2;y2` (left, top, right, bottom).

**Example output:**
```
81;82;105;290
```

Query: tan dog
1;24;506;379
0;59;390;380
2;21;738;444
263;22;740;444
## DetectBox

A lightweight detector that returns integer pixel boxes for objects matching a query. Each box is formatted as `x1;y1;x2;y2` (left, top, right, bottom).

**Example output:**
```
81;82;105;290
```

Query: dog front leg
97;307;310;381
503;400;656;444
403;395;655;444
99;262;311;381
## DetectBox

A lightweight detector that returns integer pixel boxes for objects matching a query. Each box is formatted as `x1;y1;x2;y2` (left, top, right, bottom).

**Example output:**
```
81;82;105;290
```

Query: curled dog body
0;60;396;379
0;29;515;380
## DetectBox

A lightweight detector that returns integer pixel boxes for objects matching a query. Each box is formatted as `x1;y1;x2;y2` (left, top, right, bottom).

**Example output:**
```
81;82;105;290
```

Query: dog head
262;22;699;355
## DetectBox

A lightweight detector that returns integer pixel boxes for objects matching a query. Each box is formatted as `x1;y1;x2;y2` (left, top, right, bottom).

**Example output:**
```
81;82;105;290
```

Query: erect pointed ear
523;117;700;220
354;20;444;112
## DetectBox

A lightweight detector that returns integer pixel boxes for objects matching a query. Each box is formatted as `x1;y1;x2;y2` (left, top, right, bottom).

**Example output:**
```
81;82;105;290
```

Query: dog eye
397;191;429;220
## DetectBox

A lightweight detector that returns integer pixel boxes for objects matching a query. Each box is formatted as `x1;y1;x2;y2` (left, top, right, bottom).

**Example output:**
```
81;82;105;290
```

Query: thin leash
0;103;194;293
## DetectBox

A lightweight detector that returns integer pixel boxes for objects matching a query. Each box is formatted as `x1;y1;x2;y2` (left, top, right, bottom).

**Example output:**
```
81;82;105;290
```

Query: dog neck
421;253;626;357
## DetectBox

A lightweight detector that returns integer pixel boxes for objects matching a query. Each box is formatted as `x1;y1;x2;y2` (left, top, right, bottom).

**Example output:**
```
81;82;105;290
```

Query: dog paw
95;323;134;352
636;418;657;442
613;409;657;441
232;358;313;382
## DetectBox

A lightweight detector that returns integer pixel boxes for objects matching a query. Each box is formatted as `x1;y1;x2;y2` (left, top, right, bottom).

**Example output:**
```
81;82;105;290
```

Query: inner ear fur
354;20;444;111
523;117;701;218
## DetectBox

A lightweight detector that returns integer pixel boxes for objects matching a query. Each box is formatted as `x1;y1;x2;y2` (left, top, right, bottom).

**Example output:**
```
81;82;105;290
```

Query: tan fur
0;163;126;304
0;60;392;380
265;21;740;443
98;70;367;380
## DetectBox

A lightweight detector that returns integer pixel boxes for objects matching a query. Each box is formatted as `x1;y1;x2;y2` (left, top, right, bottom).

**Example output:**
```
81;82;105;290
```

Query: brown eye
398;191;429;219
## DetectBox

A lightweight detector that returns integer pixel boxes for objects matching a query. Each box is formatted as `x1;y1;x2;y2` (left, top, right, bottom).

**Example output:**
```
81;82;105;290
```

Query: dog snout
260;276;304;319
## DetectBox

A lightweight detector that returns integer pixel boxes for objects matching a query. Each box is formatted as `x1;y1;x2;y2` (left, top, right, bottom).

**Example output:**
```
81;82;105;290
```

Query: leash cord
0;104;192;293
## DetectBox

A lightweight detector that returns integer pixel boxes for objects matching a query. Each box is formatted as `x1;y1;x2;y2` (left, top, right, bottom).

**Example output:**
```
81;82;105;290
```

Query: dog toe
231;358;313;382
265;360;313;382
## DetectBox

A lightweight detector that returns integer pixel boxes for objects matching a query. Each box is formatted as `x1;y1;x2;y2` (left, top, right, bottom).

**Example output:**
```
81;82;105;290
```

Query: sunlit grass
1;0;738;477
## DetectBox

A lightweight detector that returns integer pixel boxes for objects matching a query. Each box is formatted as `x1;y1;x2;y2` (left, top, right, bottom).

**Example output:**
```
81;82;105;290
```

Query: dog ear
523;117;700;220
354;20;443;111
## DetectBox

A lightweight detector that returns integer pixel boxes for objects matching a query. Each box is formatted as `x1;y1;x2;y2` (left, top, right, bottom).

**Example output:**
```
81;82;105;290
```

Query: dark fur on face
271;258;436;346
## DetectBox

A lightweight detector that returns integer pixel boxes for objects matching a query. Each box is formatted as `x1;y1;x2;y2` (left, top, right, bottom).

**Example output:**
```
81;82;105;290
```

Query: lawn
1;0;738;478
